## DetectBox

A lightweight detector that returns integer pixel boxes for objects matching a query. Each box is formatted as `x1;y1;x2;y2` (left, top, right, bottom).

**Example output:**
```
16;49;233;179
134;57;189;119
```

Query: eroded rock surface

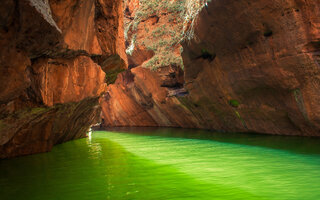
101;66;197;127
0;0;126;158
180;0;320;136
102;0;320;136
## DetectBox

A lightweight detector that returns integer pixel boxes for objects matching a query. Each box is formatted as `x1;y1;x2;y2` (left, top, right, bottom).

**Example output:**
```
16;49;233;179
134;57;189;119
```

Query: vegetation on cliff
124;0;207;70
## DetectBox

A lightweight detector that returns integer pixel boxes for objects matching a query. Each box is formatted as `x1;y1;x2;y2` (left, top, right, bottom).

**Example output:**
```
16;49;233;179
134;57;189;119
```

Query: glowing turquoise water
1;128;320;200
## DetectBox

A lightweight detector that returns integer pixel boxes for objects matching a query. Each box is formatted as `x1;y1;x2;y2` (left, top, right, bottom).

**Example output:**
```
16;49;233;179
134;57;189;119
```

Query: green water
1;128;320;200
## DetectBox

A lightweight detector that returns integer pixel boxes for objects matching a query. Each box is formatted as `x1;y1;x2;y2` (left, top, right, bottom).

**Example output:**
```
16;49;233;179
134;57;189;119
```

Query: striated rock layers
0;0;126;158
102;0;320;136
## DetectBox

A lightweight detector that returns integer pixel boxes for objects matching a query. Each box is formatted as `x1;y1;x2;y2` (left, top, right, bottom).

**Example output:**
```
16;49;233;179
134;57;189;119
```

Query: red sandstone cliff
1;0;319;160
181;0;320;135
0;0;126;158
102;0;320;136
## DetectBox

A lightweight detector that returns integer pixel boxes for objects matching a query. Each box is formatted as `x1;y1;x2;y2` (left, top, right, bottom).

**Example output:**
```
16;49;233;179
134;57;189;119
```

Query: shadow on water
104;127;320;155
0;134;264;200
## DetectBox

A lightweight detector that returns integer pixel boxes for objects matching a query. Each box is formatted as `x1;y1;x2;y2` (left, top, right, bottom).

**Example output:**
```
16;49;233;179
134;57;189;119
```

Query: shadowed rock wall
102;0;320;136
0;0;126;158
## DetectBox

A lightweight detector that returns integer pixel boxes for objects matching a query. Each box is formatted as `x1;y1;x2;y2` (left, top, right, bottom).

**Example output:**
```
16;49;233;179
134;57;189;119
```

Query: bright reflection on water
1;128;320;200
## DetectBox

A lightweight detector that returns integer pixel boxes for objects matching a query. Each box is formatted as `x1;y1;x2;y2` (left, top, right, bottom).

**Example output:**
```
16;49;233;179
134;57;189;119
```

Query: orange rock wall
31;57;106;107
0;0;126;158
101;67;198;127
180;0;320;136
102;0;320;136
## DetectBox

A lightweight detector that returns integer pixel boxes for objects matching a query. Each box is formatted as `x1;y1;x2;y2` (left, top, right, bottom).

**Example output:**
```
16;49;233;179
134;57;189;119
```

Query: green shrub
158;40;168;47
152;25;167;37
229;99;240;108
105;68;126;85
169;30;176;37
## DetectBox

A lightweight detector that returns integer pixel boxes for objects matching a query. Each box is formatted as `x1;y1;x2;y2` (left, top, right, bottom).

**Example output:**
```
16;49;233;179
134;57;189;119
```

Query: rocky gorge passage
102;0;320;136
0;0;126;158
0;0;319;159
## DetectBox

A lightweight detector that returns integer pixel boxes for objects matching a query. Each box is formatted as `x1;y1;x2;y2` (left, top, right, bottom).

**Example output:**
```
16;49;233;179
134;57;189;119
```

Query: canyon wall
102;0;200;127
0;0;126;158
102;0;320;136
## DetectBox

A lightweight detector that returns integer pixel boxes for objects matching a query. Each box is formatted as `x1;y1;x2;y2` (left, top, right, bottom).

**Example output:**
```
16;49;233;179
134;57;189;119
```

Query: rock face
101;66;197;127
101;0;203;127
180;0;320;136
102;0;320;136
123;0;198;69
0;0;126;158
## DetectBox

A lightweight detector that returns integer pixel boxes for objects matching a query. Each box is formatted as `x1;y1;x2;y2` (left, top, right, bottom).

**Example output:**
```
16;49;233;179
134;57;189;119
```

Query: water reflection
105;127;320;155
0;128;320;200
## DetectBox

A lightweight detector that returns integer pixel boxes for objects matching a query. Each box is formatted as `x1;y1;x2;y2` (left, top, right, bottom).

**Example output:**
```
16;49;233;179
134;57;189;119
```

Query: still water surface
1;128;320;200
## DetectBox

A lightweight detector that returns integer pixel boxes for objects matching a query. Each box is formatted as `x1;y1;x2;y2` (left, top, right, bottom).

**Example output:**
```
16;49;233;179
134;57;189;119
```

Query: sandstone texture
0;0;126;158
102;0;320;136
123;0;193;69
101;66;197;127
